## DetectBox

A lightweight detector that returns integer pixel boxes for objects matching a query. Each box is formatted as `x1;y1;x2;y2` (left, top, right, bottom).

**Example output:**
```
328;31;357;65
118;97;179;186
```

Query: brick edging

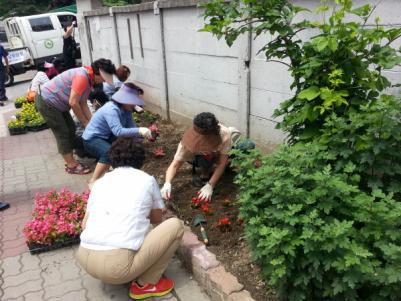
177;227;256;301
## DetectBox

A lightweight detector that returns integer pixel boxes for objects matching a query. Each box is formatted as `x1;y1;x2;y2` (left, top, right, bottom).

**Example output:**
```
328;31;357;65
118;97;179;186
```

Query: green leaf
298;86;321;101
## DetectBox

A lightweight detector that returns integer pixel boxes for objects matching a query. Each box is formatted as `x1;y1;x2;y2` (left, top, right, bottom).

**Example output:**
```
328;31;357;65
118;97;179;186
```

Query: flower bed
23;189;89;255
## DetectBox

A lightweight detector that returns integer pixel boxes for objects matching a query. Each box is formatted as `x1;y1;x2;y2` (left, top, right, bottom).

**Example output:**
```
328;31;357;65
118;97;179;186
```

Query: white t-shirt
80;167;165;251
30;71;49;93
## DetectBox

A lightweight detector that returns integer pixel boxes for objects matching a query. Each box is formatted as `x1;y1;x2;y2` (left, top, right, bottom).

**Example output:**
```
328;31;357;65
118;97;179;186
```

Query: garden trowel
193;213;209;245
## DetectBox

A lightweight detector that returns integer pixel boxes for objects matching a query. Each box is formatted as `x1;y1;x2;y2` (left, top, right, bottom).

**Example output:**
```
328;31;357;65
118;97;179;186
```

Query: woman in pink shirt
35;58;116;175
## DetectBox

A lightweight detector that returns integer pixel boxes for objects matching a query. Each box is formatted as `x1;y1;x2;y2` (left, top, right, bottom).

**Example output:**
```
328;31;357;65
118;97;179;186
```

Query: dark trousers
0;65;6;101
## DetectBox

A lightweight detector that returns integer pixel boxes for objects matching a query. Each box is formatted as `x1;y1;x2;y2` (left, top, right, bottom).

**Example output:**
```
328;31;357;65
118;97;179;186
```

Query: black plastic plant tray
9;127;28;136
27;236;80;255
27;123;49;132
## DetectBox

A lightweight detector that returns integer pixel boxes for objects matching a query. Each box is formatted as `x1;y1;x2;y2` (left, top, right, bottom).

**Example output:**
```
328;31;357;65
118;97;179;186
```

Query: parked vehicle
2;12;80;86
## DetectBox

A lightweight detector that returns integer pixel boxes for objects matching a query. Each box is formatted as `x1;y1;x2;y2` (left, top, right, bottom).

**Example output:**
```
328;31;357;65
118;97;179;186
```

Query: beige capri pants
75;217;184;285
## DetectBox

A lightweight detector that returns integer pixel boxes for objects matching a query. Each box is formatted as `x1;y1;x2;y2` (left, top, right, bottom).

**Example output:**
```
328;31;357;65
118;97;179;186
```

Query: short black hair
52;58;63;72
91;58;116;76
193;112;220;135
108;138;145;169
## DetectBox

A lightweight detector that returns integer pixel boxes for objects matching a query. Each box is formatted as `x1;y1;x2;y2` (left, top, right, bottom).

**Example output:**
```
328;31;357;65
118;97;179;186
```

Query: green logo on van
44;39;54;49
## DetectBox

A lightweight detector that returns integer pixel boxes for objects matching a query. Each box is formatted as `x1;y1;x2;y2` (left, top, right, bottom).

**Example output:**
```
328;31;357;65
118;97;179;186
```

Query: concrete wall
78;0;401;150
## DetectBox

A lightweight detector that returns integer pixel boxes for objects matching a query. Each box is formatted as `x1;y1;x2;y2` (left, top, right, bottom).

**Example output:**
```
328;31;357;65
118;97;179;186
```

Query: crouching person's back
76;137;184;299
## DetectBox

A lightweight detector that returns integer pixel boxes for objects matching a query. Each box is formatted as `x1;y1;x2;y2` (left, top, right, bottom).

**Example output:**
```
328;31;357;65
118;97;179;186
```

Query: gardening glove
161;182;172;200
198;182;213;202
138;127;152;139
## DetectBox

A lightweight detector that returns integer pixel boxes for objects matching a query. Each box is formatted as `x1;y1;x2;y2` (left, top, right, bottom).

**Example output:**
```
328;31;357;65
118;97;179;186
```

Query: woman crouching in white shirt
76;137;184;300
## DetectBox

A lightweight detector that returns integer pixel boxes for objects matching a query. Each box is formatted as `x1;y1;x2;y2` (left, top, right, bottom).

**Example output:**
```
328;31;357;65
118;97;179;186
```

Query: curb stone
177;226;256;301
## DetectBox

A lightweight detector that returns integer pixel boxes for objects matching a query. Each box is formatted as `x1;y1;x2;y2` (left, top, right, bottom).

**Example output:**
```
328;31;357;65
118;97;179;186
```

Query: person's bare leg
88;162;110;188
62;152;79;168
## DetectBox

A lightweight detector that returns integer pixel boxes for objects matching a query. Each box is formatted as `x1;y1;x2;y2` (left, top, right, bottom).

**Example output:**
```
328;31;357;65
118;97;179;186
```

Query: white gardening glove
138;127;152;139
161;182;172;200
198;182;213;202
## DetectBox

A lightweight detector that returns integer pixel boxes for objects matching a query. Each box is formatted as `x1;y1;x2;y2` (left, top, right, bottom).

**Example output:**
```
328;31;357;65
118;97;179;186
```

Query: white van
3;12;80;85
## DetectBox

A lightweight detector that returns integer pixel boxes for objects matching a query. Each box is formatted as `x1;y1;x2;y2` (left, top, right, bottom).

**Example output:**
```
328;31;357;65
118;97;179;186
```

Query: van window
29;17;54;32
57;15;77;30
0;31;7;43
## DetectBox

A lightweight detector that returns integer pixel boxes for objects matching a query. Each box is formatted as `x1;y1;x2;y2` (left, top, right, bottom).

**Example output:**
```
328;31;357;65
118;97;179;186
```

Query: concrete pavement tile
82;274;130;301
1;244;28;260
47;290;87;301
2;297;24;301
42;256;81;286
2;269;41;288
165;258;210;301
25;290;45;301
152;293;177;300
39;246;75;266
20;252;41;272
44;278;84;299
2;238;26;249
0;255;21;277
2;278;42;300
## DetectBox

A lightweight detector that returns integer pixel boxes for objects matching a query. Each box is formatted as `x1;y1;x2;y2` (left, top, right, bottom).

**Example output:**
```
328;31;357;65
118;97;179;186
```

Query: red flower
153;147;166;157
218;217;231;226
200;203;213;215
148;123;160;141
191;197;202;209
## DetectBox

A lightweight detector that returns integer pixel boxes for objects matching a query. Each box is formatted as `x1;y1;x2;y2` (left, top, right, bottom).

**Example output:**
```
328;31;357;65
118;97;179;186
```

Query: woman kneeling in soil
76;137;184;299
161;112;241;202
82;82;153;187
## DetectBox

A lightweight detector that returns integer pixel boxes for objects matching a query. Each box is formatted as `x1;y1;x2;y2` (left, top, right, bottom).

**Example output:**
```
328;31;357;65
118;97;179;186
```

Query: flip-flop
65;163;91;175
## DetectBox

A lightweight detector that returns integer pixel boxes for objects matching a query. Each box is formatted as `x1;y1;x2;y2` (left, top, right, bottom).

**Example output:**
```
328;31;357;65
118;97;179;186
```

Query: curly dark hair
193;112;220;136
91;58;116;76
116;65;131;82
108;138;145;169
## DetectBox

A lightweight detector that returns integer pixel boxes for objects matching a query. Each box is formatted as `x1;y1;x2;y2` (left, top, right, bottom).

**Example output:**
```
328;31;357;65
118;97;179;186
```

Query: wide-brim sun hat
99;68;114;85
181;125;222;153
112;83;145;106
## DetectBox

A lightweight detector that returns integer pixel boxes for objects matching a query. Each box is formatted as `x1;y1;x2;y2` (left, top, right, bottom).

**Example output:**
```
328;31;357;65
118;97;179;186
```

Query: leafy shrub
231;145;401;301
201;0;401;143
318;95;401;194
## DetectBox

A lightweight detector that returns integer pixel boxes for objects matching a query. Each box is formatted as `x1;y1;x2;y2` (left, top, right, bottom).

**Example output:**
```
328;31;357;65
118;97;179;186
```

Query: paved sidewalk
0;82;210;301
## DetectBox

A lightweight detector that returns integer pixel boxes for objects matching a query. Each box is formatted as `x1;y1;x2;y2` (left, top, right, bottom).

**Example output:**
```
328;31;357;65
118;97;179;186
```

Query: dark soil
137;112;277;301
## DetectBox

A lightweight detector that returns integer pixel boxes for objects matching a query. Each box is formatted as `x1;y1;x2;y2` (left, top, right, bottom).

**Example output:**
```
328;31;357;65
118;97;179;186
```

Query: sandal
65;163;91;175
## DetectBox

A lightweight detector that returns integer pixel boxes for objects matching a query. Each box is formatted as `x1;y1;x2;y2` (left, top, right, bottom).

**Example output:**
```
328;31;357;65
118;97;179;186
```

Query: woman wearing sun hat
160;112;242;202
36;58;116;175
82;82;153;187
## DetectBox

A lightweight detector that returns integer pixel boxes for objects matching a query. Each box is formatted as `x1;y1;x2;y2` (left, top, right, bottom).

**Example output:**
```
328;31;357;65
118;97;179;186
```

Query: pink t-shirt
41;67;93;112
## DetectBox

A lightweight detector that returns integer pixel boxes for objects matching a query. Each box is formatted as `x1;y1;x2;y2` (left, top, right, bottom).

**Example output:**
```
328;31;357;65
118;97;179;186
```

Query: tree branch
266;59;291;68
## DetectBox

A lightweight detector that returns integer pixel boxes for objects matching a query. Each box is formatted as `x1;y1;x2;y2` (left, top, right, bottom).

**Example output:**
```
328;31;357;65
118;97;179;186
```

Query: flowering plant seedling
153;147;166;157
23;189;89;245
191;197;202;209
222;198;232;207
148;123;160;142
200;203;213;215
216;217;231;232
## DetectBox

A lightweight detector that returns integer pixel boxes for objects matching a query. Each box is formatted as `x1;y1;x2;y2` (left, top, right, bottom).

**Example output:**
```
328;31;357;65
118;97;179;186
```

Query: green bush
201;0;401;143
231;145;401;301
318;95;401;195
